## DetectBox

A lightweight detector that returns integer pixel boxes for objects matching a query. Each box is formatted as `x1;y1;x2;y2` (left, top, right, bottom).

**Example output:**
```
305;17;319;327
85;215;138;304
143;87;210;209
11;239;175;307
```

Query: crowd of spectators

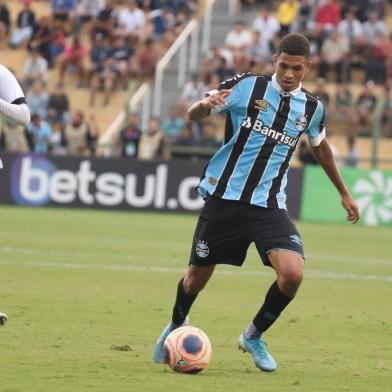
112;0;392;165
1;0;392;166
0;0;199;156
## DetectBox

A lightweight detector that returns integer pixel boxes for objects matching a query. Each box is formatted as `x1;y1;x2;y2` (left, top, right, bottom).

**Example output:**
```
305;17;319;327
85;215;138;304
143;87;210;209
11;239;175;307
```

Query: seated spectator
277;0;299;36
354;81;377;136
51;0;76;22
250;30;274;65
147;7;176;40
26;113;52;153
118;112;141;157
132;37;158;79
74;0;105;33
49;123;67;155
57;35;87;87
362;10;387;45
63;111;97;156
365;33;391;84
0;0;10;46
298;140;317;165
252;7;280;45
47;85;70;126
26;80;49;120
109;36;134;89
162;107;185;141
47;21;66;67
344;135;360;167
179;73;205;113
224;21;252;59
338;11;363;46
9;0;35;49
0;117;29;153
89;2;116;42
23;48;49;89
315;0;340;34
116;0;145;43
138;116;168;160
28;16;52;64
318;29;350;83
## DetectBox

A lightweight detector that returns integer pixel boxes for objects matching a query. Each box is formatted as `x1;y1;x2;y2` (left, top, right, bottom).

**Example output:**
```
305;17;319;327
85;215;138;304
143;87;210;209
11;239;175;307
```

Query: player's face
274;53;311;92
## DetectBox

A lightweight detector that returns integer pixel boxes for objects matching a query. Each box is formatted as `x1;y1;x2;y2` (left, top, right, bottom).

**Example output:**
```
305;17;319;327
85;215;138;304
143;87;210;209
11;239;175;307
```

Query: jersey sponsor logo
289;234;302;245
295;115;307;132
241;117;299;148
195;241;209;258
255;99;270;112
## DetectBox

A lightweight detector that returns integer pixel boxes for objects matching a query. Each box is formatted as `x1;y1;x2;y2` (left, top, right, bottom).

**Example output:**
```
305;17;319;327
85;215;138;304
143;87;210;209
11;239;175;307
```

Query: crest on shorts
255;99;270;112
290;234;302;245
208;177;217;185
295;115;307;132
196;241;209;258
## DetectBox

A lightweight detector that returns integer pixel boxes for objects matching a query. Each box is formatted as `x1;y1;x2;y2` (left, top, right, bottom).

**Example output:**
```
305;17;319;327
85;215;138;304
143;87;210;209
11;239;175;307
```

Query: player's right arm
188;90;231;121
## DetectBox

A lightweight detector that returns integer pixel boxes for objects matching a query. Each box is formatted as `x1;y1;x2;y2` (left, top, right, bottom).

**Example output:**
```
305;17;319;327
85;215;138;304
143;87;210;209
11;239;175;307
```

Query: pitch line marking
0;246;391;266
0;260;391;283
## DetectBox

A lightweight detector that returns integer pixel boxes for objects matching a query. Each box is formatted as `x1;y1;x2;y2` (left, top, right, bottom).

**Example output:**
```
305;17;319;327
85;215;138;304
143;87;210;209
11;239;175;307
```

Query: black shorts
189;197;304;267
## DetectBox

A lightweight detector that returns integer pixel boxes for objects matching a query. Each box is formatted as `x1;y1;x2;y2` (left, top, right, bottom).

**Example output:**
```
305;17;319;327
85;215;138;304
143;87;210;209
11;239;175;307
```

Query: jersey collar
271;73;302;97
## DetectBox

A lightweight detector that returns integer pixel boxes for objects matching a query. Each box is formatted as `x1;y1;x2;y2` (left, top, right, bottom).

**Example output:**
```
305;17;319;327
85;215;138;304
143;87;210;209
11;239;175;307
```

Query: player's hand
201;89;231;110
341;194;360;224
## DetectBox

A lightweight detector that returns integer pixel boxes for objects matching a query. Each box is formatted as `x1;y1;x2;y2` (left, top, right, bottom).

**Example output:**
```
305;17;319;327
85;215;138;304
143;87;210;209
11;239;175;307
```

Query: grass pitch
0;206;391;392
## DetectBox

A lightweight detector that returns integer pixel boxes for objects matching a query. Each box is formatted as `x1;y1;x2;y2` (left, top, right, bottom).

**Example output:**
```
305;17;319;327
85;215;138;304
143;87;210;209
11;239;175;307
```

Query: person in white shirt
252;8;280;44
225;21;252;53
0;63;30;327
117;0;145;41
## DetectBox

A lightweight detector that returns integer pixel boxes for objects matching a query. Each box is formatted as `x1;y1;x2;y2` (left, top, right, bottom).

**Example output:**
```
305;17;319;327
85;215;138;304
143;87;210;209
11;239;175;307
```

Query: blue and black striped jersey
198;73;326;209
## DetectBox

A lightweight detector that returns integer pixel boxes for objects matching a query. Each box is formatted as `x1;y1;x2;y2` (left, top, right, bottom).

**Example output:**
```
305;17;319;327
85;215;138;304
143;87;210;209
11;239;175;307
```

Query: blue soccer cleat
238;332;277;372
0;312;7;326
153;317;189;363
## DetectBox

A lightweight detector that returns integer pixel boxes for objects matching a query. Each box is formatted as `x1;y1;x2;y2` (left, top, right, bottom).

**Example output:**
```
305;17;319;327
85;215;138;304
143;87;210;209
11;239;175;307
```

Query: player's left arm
311;139;359;224
306;101;359;224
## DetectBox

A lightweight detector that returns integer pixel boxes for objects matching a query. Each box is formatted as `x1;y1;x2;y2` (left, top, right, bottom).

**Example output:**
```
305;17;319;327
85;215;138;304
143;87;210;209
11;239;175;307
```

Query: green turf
0;206;391;392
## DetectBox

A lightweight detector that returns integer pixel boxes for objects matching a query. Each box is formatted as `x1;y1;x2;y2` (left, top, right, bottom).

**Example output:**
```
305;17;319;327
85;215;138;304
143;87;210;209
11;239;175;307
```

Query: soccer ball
164;326;212;374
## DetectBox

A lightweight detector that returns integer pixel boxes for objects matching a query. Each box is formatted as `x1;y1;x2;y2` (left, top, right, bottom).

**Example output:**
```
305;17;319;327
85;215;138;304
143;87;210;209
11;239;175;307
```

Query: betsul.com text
11;155;204;211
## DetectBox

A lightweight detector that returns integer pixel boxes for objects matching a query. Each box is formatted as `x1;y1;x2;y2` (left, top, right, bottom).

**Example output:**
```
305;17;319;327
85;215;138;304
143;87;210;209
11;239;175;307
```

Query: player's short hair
277;34;310;59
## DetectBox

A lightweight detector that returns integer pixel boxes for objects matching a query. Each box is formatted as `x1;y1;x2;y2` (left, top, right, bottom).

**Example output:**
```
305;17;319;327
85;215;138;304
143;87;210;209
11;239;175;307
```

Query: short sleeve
305;101;326;147
0;65;25;103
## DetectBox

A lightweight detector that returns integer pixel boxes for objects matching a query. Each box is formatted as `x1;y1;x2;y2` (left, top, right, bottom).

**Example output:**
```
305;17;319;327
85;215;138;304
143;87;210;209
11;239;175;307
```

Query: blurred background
0;0;391;226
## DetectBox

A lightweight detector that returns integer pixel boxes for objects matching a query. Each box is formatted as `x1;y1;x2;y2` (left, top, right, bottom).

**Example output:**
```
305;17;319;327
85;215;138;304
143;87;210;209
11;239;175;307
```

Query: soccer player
0;64;31;326
153;34;359;372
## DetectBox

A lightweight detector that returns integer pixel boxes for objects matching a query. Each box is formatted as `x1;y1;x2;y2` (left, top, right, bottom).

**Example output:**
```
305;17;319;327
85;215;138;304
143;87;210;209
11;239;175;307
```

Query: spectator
63;110;97;156
179;73;205;112
89;2;116;42
28;16;52;64
27;113;52;153
132;37;158;79
224;21;252;56
355;81;378;136
277;0;299;36
250;30;274;65
109;36;134;89
23;48;49;89
381;81;392;137
51;0;76;22
365;33;392;84
162;107;185;141
252;7;280;44
315;0;341;33
362;10;387;45
0;0;10;46
57;35;87;87
47;85;70;126
49;123;67;155
26;80;49;120
216;57;235;83
337;11;363;44
0;118;29;153
47;21;66;67
138;116;168;160
318;29;350;83
119;112;141;157
344;136;360;167
116;0;145;43
295;0;313;33
74;0;105;33
9;0;36;49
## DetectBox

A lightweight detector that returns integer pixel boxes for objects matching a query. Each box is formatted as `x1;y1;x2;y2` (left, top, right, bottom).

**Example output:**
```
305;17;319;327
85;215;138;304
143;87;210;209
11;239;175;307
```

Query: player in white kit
0;64;31;326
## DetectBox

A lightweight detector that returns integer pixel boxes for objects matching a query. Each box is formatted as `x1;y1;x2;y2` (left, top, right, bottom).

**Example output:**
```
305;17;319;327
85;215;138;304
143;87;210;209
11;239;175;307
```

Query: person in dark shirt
47;86;70;126
119;112;141;157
